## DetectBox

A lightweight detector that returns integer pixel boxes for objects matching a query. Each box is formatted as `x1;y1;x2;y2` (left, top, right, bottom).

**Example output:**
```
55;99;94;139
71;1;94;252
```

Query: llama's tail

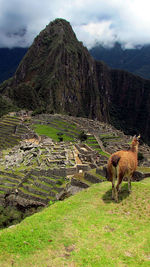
111;154;120;167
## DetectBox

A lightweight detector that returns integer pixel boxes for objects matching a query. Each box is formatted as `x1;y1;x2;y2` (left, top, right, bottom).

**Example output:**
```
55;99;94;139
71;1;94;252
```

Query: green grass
137;167;150;173
88;168;107;181
0;184;14;189
0;180;18;185
52;118;80;131
95;148;110;157
87;143;99;147
88;146;110;157
85;135;110;157
33;124;75;142
0;179;150;266
18;187;47;200
0;115;26;150
73;173;93;187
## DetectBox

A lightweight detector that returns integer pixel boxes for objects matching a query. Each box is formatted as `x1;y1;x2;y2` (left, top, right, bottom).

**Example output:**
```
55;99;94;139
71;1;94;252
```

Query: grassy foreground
0;179;150;267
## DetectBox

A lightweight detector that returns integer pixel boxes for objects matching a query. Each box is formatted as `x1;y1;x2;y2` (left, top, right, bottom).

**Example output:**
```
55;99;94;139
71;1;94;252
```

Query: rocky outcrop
96;165;150;182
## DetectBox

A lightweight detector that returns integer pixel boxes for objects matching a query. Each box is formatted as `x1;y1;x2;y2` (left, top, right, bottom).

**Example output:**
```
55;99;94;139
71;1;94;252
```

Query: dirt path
74;147;82;164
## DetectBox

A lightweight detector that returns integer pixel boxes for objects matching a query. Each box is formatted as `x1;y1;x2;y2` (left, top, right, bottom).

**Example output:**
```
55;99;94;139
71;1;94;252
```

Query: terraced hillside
6;169;67;206
32;114;110;159
32;114;81;142
0;114;106;218
61;114;150;163
0;170;24;204
0;115;32;150
0;112;150;229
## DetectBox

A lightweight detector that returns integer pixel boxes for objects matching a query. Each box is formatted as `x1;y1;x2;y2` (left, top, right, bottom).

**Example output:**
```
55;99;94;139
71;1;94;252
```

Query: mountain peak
0;18;107;121
0;19;150;144
36;18;77;45
48;18;71;27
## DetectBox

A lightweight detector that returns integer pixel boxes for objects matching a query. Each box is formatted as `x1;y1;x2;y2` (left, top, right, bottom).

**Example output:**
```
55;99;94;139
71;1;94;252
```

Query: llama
107;135;140;202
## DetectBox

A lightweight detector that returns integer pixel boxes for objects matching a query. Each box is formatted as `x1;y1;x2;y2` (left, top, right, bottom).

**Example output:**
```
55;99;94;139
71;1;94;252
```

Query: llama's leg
118;180;123;192
111;167;117;200
128;176;132;193
115;172;123;202
112;174;116;200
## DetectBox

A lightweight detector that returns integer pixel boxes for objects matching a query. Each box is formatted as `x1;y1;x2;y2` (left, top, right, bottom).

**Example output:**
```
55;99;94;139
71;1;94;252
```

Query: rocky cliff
109;70;150;143
0;19;150;144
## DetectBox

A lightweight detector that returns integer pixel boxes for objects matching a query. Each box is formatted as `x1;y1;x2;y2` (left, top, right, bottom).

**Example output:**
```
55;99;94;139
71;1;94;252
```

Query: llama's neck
130;144;138;154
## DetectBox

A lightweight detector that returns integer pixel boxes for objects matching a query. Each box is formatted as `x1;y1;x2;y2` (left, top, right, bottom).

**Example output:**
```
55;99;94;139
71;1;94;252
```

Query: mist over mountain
89;42;150;79
0;19;150;144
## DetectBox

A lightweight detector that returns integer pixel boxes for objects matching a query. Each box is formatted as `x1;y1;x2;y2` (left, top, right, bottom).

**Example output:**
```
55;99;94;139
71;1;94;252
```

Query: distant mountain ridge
0;48;28;83
0;19;150;145
89;42;150;79
1;39;150;84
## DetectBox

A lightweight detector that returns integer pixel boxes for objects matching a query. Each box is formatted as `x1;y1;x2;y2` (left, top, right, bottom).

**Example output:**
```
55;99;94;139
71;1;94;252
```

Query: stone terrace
0;113;149;208
0;115;33;150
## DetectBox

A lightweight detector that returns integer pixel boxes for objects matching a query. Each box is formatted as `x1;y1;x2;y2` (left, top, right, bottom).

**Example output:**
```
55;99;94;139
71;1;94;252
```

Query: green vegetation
0;206;42;230
0;19;150;145
0;179;149;266
33;124;75;142
57;132;64;142
93;148;110;158
73;172;93;187
100;133;121;148
32;116;81;142
88;168;107;181
0;95;17;118
85;135;110;157
0;206;23;229
78;131;87;142
51;118;79;131
138;152;144;161
0;115;28;150
137;166;150;174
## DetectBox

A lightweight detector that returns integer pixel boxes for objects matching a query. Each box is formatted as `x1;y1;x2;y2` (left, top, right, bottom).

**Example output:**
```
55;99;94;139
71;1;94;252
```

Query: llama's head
131;135;140;152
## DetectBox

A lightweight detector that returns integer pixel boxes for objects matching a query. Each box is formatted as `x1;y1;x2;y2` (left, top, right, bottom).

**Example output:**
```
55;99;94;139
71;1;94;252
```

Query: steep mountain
0;19;109;121
0;19;150;144
0;48;28;83
90;42;150;79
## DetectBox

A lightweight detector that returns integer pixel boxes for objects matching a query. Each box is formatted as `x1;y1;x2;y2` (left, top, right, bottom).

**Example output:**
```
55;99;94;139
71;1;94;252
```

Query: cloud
0;0;150;48
74;21;117;48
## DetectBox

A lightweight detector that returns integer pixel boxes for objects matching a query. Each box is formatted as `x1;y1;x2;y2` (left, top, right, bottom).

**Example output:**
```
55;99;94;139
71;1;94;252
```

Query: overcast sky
0;0;150;49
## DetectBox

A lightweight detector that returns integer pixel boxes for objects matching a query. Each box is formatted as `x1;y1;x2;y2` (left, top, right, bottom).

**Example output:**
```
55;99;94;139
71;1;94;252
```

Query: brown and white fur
107;135;140;202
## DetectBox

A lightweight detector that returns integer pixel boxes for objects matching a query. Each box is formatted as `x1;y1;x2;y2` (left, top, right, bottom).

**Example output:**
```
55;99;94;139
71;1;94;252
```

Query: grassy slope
33;124;77;142
0;179;150;267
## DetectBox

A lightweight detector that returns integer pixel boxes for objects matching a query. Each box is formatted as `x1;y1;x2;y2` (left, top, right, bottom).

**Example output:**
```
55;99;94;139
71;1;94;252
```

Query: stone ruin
0;113;150;210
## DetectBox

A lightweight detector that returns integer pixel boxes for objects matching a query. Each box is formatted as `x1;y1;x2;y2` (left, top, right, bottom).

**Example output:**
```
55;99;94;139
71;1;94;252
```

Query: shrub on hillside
78;131;87;142
138;152;144;161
